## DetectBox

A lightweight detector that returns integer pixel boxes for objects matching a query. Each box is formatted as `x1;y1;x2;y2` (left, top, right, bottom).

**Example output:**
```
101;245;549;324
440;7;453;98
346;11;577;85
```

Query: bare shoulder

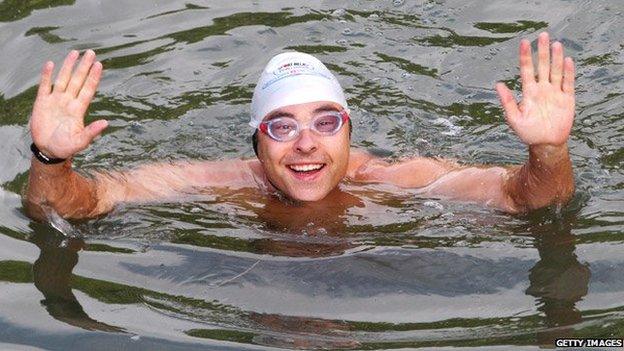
346;148;378;177
92;158;263;209
175;158;264;188
346;149;459;188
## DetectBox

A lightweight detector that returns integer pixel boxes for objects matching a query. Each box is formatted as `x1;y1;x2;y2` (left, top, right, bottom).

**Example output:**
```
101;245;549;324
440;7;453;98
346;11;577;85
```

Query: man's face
257;101;350;202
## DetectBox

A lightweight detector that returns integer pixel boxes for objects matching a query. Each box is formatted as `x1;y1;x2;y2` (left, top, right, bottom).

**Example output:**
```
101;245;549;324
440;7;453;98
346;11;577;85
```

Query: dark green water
0;1;622;350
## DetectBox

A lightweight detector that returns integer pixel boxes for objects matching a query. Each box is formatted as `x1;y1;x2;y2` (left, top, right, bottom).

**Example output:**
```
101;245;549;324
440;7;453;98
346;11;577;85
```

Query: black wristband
30;143;66;164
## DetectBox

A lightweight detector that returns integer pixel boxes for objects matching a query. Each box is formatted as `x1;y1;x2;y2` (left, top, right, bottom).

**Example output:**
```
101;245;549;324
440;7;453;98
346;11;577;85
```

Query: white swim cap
249;52;349;128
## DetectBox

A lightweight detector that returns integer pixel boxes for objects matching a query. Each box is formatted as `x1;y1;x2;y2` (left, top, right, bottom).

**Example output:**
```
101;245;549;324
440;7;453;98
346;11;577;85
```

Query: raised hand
496;32;575;146
30;50;107;159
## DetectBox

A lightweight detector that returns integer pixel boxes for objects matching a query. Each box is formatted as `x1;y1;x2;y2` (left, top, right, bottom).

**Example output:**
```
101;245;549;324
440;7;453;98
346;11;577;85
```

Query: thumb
495;82;521;129
80;119;108;146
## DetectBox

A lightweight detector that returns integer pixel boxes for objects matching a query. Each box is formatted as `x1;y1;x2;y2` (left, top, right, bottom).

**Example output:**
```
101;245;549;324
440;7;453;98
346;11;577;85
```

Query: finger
562;57;575;95
519;39;535;93
77;61;103;105
80;119;108;146
66;50;96;97
496;82;521;127
37;61;54;96
53;50;79;93
550;41;564;87
537;32;550;82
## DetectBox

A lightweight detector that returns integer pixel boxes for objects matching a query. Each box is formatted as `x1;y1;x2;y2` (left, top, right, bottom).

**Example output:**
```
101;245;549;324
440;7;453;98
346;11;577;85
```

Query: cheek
334;132;351;159
259;139;286;170
326;134;350;174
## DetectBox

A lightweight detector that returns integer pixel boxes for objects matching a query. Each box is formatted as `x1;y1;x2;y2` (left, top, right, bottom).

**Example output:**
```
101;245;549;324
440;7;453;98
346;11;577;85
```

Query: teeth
289;164;323;172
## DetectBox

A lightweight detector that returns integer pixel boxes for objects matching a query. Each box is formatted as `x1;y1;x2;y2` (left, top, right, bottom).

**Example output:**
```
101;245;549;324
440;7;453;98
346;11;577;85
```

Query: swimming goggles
259;110;349;142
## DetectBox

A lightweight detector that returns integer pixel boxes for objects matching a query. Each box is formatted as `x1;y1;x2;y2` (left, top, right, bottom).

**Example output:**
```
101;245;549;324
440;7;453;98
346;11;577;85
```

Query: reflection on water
8;208;619;349
528;230;590;346
0;0;75;22
31;232;124;333
1;0;623;349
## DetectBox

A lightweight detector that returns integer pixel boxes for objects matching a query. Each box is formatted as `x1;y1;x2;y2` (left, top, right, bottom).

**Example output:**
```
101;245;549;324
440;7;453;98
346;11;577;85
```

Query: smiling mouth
287;163;325;173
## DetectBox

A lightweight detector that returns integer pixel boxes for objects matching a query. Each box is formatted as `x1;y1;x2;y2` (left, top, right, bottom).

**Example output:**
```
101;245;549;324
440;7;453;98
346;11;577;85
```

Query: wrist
30;143;67;165
529;143;568;159
528;143;571;172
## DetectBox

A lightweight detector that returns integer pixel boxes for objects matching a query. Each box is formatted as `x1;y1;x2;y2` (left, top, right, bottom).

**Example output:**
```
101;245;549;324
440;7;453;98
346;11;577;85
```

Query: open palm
496;32;575;146
30;50;108;159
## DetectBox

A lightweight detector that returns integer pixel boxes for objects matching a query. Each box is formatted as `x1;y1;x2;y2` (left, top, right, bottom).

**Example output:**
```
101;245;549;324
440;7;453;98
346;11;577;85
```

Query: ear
348;119;353;138
252;130;260;158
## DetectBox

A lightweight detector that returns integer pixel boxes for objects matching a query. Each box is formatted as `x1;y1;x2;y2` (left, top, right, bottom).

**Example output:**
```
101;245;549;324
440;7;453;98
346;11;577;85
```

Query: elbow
23;173;101;221
22;196;48;222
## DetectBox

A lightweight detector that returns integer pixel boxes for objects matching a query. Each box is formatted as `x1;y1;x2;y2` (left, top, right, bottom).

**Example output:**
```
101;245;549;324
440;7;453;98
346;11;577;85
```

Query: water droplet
368;13;379;19
130;120;145;134
393;0;404;6
131;335;141;341
332;8;346;17
424;201;444;210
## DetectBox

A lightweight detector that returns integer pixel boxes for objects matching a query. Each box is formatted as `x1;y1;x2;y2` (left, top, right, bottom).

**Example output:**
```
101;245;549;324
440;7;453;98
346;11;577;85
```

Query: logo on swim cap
277;61;310;74
261;61;332;91
250;52;349;128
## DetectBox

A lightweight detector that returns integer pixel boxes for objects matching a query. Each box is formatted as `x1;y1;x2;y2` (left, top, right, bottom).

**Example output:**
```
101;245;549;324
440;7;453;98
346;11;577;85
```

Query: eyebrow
313;104;341;114
265;104;341;121
265;111;294;120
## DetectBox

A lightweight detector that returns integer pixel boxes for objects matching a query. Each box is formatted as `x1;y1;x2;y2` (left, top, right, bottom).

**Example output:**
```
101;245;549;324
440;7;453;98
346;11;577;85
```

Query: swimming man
24;32;575;220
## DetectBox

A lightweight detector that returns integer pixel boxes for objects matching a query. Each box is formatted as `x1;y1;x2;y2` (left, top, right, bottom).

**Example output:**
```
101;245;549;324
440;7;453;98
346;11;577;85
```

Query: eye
270;118;298;136
275;123;293;130
314;114;340;132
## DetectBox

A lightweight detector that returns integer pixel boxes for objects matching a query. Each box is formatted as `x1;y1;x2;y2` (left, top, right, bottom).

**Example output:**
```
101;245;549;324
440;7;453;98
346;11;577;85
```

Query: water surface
0;0;623;349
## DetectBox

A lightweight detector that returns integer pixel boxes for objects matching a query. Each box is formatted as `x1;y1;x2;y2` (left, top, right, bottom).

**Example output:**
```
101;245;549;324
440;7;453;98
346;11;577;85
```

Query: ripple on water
0;0;623;350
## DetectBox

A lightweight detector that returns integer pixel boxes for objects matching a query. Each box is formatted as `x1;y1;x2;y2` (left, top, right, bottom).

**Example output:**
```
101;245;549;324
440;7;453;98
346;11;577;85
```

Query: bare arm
351;149;572;213
24;50;259;220
25;158;258;220
351;33;575;213
349;154;518;211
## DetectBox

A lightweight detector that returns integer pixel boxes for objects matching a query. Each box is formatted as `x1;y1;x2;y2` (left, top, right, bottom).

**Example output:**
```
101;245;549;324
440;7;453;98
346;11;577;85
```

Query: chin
285;186;333;202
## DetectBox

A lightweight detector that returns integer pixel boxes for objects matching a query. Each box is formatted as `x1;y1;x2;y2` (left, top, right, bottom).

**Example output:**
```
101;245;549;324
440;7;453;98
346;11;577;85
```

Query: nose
293;128;318;154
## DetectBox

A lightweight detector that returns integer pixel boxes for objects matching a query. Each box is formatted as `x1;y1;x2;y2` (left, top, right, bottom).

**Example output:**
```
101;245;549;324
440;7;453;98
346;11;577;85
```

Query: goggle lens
270;119;298;140
314;114;341;133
